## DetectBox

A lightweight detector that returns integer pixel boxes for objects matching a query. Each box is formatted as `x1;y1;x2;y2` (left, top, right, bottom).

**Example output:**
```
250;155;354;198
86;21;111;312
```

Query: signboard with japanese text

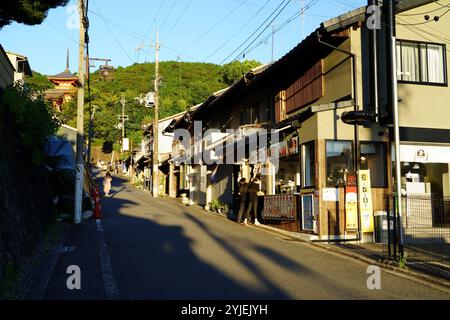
358;170;374;233
345;172;358;230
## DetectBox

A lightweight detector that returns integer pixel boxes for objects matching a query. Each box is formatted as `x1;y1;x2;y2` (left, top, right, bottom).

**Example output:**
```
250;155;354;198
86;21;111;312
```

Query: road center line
96;219;119;300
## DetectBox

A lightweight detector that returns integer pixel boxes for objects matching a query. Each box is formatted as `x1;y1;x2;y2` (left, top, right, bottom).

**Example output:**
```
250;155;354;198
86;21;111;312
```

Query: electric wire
181;0;249;54
242;0;320;59
162;0;194;42
92;0;133;63
159;0;180;33
218;0;291;65
205;0;272;61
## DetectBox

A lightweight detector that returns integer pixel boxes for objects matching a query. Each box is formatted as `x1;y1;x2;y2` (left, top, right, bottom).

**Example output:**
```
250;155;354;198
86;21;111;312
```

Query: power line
142;0;165;43
88;9;144;40
224;0;295;64
242;0;319;60
399;5;447;16
158;0;180;32
162;0;194;42
181;0;249;54
92;0;133;63
89;7;202;62
397;7;450;26
205;0;272;61
46;21;79;44
218;0;291;65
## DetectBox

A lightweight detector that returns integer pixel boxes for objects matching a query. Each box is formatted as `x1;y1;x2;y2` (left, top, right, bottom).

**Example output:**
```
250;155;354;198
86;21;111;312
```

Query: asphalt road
37;175;450;300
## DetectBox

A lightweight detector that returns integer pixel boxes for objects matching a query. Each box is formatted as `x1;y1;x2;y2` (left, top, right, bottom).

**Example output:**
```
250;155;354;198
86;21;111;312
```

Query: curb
250;223;450;294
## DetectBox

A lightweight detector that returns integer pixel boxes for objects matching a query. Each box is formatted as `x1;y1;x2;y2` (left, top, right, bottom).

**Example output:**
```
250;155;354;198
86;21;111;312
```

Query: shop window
396;40;447;85
275;160;300;194
302;142;315;188
326;140;353;187
360;142;388;188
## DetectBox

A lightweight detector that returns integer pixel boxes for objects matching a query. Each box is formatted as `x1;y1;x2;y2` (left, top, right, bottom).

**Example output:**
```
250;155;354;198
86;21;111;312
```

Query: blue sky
0;0;367;75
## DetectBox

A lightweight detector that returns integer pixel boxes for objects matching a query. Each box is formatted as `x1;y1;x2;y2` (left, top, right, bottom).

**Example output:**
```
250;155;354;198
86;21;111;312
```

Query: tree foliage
220;60;262;86
25;71;53;92
0;85;59;165
0;0;69;29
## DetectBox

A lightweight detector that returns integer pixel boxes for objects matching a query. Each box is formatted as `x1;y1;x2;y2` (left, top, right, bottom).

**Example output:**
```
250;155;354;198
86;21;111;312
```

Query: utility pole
121;93;126;144
75;0;86;224
152;29;160;198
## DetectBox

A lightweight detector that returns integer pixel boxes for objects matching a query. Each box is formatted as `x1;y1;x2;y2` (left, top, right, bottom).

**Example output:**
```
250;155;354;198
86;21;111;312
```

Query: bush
0;85;59;165
209;199;230;214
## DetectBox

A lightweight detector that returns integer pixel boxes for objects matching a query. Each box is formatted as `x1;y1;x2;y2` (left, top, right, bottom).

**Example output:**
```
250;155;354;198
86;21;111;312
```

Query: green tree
0;0;69;29
220;60;262;86
0;85;59;165
25;71;52;92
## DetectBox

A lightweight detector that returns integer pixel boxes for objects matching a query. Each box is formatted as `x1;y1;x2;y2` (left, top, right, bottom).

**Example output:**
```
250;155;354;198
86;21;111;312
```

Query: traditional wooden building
45;50;79;112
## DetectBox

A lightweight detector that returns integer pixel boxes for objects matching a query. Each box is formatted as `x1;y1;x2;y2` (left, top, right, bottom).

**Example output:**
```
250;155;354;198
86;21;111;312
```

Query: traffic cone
93;186;103;219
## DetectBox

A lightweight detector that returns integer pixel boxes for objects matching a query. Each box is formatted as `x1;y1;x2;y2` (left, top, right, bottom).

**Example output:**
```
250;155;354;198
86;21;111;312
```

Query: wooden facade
285;60;324;114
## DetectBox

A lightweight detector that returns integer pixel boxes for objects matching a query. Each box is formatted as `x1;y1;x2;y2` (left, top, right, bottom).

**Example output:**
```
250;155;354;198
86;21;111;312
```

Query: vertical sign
359;170;374;232
122;138;130;151
345;172;358;230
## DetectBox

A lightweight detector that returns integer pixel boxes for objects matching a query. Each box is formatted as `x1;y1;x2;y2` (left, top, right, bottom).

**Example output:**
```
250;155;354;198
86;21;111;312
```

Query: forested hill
25;60;261;146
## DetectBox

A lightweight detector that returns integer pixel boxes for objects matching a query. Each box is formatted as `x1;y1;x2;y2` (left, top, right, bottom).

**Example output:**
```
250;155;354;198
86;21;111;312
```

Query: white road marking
96;219;119;299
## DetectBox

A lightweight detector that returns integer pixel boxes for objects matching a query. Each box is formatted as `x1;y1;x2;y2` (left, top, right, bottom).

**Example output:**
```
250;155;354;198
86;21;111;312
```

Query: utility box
374;211;388;243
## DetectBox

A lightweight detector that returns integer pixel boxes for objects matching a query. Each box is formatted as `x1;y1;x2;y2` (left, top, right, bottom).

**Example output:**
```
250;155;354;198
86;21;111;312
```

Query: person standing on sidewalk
246;174;262;226
103;171;113;197
236;178;249;225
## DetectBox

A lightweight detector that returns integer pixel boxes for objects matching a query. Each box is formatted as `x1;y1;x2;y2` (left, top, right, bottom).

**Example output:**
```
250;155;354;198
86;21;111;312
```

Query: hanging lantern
99;64;114;81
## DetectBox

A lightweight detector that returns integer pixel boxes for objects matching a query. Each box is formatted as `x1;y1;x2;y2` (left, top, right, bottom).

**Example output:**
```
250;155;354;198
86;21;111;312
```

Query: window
326;140;353;187
240;105;259;125
397;40;447;85
360;142;388;188
302;142;315;187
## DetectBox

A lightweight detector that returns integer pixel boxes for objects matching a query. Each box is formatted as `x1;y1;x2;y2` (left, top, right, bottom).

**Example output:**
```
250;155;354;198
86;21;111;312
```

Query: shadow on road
97;179;291;299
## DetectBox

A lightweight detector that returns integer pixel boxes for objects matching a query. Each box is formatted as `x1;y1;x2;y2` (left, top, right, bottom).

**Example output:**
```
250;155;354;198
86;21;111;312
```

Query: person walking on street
103;171;113;197
236;178;249;225
246;174;262;225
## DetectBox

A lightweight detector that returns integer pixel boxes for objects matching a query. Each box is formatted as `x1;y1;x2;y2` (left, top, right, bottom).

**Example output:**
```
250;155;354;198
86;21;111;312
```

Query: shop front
398;144;450;226
262;129;309;233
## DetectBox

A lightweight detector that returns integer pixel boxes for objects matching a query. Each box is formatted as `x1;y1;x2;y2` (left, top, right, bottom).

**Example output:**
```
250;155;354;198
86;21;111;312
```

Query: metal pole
75;0;86;224
368;0;379;122
152;29;160;198
386;0;402;220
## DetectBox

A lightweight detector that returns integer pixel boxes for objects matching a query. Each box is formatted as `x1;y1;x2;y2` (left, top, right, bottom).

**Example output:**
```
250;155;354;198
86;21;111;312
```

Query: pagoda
45;49;79;112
